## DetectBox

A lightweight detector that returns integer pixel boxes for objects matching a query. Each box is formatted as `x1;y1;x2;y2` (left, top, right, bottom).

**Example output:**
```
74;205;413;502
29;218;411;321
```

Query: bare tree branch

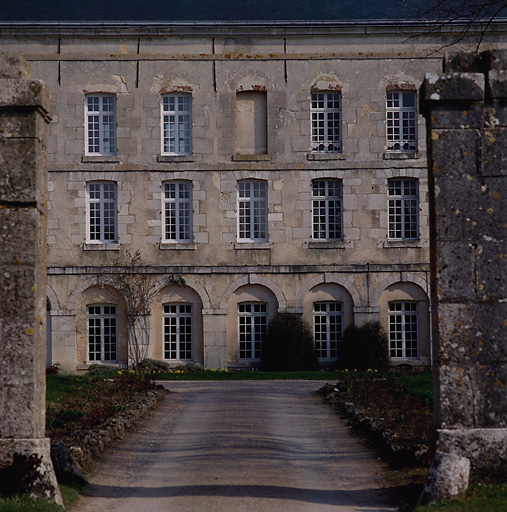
402;0;507;49
110;250;185;368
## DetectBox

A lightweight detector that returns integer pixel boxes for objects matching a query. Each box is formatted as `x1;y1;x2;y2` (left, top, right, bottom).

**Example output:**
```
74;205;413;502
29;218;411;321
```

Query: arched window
313;302;343;361
388;301;419;359
87;305;118;362
238;302;268;361
163;303;193;360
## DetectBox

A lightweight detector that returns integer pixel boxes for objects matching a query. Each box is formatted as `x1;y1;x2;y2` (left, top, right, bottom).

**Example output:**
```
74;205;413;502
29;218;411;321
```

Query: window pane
311;92;341;153
87;182;117;243
161;94;192;155
386;91;417;152
238;181;267;242
312;180;342;240
388;179;418;240
163;304;193;360
238;303;267;360
86;95;116;155
313;302;342;360
163;181;192;242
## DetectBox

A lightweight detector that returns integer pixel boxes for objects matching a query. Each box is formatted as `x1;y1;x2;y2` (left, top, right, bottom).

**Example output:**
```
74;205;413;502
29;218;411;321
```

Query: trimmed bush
136;358;171;372
340;321;389;371
261;313;318;371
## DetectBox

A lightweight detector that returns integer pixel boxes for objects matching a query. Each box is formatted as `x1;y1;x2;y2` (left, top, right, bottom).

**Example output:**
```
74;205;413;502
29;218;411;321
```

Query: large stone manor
1;20;505;372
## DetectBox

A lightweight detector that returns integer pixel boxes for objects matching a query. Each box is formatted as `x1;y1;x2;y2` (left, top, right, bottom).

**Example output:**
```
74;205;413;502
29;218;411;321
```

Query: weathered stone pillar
421;51;507;502
0;55;62;505
203;309;228;369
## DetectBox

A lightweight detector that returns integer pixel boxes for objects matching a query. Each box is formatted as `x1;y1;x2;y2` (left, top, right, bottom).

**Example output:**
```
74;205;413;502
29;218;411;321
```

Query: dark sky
0;0;419;22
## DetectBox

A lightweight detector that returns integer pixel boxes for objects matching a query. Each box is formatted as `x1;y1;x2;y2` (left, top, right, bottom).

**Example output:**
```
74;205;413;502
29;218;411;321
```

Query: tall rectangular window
312;179;342;240
163;304;192;360
386;91;417;152
161;94;192;155
88;305;117;362
238;303;267;360
238;180;267;242
87;182;117;243
388;179;418;240
389;302;418;358
86;95;116;155
313;302;342;360
311;92;341;153
162;181;192;242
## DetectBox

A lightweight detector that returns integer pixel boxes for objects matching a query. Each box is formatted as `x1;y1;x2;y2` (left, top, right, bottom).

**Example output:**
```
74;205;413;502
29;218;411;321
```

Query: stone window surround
376;168;427;248
70;172;133;248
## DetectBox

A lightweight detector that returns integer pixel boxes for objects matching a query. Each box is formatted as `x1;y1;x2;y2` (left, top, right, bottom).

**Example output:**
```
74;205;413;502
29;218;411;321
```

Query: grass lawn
46;374;91;404
155;369;360;380
416;483;507;512
0;496;65;512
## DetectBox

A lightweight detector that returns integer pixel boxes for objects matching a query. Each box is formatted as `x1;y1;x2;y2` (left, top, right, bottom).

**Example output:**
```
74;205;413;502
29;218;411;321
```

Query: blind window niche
236;91;267;155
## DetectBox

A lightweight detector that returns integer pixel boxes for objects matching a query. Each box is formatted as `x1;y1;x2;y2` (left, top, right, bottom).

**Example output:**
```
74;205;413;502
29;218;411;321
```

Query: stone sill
83;243;121;251
157;155;194;163
379;239;427;249
391;358;430;367
233;242;271;250
159;242;197;250
82;155;119;163
77;362;127;371
307;152;345;161
383;151;420;160
232;153;270;161
308;240;352;249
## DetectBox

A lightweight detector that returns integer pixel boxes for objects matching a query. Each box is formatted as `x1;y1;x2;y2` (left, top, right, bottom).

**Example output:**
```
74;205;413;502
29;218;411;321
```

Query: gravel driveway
71;380;398;512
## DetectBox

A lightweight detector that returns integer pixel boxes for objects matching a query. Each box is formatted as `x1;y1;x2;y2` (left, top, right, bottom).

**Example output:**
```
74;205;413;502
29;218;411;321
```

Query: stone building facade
2;22;503;372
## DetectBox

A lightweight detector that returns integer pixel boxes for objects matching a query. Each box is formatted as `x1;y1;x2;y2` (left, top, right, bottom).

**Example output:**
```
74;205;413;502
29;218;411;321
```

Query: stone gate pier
0;55;62;504
421;51;507;501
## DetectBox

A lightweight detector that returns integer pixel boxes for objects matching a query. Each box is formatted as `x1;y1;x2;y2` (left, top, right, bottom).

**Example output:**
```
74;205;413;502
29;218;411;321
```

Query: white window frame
87;305;118;363
238;180;268;243
313;302;342;361
238;303;267;361
311;92;341;153
162;181;192;243
312;179;342;240
85;95;116;155
86;182;117;243
388;178;419;240
161;94;192;155
386;91;417;152
163;303;193;361
389;302;419;359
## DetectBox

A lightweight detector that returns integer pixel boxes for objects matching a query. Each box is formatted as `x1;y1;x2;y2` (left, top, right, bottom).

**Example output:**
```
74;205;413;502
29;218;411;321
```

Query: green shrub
86;364;118;377
173;362;203;373
261;313;318;371
340;321;389;371
136;358;171;372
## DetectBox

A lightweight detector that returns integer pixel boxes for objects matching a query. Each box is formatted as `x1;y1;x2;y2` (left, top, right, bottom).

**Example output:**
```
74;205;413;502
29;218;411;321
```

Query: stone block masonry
0;55;62;505
421;50;507;501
